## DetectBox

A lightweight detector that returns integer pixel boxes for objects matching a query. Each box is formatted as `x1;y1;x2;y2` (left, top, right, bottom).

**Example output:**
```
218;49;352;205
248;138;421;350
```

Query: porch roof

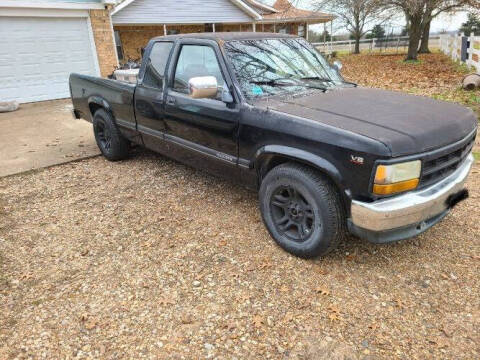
259;0;335;24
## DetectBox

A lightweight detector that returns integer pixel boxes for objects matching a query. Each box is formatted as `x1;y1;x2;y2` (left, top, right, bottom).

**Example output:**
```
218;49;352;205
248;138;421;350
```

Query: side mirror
332;61;343;72
188;76;218;99
221;83;234;104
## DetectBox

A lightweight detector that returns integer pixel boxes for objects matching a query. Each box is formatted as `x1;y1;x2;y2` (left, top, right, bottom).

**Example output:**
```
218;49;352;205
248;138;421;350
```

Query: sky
431;11;468;32
260;0;470;34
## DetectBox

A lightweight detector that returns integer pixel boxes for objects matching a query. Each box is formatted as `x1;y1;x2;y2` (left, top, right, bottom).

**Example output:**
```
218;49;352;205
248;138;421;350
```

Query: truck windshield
223;37;344;98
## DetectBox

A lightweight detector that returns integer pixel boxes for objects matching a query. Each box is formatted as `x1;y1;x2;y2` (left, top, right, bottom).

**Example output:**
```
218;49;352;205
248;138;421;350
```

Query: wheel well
257;154;349;214
258;154;335;184
89;102;104;117
257;154;291;183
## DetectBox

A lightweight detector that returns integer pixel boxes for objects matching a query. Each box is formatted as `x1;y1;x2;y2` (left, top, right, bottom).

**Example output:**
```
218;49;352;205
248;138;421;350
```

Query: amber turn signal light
373;178;419;195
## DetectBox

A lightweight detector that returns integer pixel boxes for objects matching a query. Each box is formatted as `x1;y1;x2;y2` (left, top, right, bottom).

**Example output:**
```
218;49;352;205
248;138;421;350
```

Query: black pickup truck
70;33;477;258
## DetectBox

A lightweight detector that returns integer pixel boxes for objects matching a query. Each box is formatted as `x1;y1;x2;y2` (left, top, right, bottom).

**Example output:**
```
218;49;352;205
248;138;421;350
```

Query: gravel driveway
0;149;479;359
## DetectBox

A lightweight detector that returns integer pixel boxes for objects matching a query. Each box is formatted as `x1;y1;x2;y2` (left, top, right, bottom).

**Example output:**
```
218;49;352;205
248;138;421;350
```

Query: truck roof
151;32;298;42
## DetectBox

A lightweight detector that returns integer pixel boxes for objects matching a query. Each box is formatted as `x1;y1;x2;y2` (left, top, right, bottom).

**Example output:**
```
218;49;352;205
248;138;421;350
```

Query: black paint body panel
69;33;478;212
257;88;476;157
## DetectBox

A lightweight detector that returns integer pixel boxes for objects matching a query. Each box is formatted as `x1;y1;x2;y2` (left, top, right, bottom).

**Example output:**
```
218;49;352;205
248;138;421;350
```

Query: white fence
440;33;480;72
313;35;440;54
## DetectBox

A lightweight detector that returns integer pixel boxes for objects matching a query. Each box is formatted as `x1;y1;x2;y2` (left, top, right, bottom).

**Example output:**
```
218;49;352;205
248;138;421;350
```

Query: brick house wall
115;25;205;60
222;24;242;32
89;8;118;77
257;23;300;35
115;22;302;62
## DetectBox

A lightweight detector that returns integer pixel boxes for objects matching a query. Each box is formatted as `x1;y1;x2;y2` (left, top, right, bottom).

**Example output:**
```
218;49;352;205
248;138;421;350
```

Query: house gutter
0;0;109;10
258;16;336;24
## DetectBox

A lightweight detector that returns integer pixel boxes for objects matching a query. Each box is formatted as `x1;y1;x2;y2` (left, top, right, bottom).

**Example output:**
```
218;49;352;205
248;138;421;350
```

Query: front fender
254;145;350;203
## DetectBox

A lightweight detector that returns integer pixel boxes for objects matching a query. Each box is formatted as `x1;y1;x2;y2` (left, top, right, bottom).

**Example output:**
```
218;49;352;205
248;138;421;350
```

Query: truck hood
253;87;477;157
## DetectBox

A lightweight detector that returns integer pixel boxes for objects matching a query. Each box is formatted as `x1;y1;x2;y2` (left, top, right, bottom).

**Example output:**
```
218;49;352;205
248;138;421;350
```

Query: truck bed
69;73;137;133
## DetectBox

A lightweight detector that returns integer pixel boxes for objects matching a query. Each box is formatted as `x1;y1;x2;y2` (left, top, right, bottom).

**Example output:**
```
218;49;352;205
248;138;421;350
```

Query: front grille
420;132;475;188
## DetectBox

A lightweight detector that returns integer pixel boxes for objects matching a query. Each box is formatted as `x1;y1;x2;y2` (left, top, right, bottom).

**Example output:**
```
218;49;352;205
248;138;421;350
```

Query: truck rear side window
143;42;173;89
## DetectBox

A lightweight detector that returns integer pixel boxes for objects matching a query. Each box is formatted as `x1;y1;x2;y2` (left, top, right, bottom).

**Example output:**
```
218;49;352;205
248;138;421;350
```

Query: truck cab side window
142;42;173;89
173;45;225;99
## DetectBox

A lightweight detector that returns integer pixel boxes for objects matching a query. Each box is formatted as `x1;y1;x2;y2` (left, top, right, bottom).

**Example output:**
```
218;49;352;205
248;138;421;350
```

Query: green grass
473;152;480;161
333;50;351;57
431;88;480;120
399;59;423;65
433;89;480;103
453;60;472;74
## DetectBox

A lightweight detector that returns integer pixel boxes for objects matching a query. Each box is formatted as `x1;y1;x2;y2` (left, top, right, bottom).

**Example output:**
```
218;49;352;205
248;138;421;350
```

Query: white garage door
0;16;99;103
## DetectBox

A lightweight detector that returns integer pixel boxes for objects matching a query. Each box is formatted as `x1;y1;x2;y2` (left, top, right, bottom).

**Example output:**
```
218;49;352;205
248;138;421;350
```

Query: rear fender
87;96;114;121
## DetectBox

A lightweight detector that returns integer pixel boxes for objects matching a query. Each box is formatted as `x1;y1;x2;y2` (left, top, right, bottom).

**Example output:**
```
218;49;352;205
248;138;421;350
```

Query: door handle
166;96;176;106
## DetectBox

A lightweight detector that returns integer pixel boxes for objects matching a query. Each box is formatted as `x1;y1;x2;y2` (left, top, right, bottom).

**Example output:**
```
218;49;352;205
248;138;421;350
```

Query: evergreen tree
367;25;386;39
460;13;480;36
321;30;332;42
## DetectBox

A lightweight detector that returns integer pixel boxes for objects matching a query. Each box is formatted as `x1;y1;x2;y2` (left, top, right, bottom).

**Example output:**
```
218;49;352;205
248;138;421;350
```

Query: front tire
259;163;346;258
93;109;129;161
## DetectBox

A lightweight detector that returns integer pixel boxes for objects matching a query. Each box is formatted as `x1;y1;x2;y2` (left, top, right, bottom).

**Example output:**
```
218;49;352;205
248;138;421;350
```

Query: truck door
163;40;240;178
134;41;174;153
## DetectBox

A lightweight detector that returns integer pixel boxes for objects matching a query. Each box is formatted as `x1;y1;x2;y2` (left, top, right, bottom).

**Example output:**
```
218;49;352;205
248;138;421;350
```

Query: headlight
373;160;421;195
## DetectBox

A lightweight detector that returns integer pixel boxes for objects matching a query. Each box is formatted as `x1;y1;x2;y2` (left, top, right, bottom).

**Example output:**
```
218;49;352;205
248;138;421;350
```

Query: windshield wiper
301;76;358;87
300;76;335;83
250;77;297;86
249;78;328;93
343;80;358;87
251;77;327;89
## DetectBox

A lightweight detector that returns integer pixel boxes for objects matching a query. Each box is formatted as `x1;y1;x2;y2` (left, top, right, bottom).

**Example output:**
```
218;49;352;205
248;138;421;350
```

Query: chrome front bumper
349;154;474;242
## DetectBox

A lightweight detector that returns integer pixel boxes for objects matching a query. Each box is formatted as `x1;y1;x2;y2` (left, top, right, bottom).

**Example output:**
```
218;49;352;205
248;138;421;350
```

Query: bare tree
314;0;391;54
271;0;303;33
419;16;432;53
387;0;479;60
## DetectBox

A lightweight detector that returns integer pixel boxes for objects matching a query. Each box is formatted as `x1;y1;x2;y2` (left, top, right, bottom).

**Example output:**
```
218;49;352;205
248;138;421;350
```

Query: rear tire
93;109;129;161
259;162;346;258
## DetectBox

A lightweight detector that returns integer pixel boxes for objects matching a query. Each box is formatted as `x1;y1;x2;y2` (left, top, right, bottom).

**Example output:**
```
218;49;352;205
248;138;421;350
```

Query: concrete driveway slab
0;99;100;177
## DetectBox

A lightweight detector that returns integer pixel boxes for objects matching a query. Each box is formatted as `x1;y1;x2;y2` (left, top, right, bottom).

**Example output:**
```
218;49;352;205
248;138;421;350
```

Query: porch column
262;23;265;32
330;20;333;51
213;23;216;32
273;23;276;33
252;23;256;32
323;23;327;51
306;23;309;40
163;24;167;36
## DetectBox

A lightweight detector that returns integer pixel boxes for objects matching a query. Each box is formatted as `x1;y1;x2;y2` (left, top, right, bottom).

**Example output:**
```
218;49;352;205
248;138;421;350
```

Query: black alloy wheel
259;162;346;258
92;109;129;161
270;185;317;242
95;119;112;152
